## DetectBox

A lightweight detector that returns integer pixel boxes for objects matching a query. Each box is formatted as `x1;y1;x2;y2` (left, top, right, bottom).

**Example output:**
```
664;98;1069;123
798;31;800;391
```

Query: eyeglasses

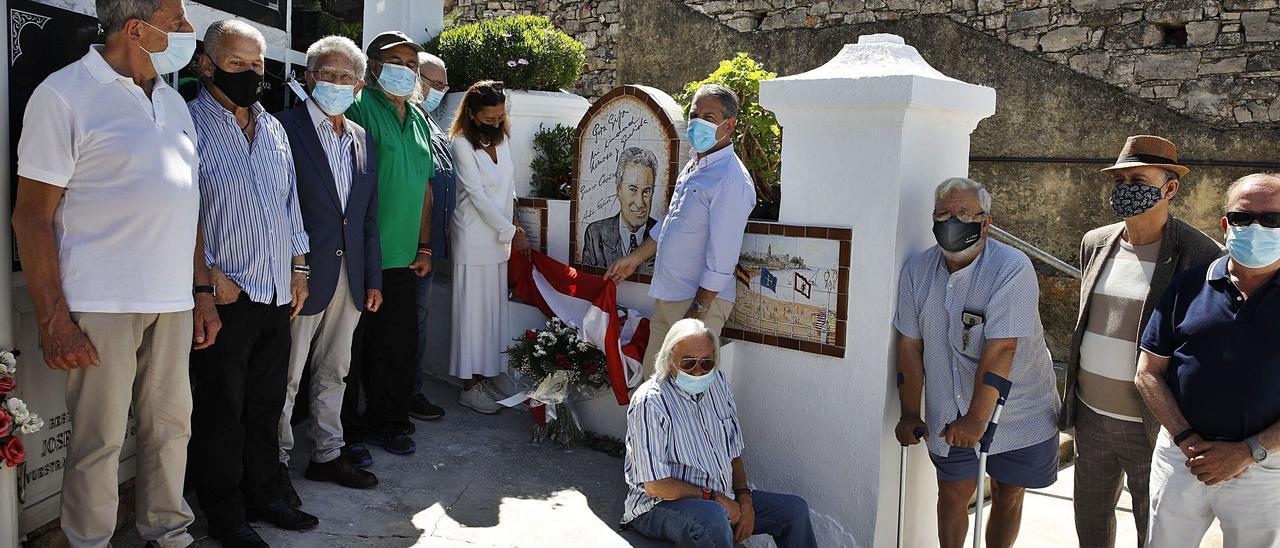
422;75;449;94
933;211;987;223
310;68;359;86
1226;211;1280;229
678;357;716;374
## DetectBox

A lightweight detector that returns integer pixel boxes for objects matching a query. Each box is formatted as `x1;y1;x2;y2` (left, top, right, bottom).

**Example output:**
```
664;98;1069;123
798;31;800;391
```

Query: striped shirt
306;98;354;209
1078;240;1158;422
622;371;744;524
190;88;309;305
894;240;1060;457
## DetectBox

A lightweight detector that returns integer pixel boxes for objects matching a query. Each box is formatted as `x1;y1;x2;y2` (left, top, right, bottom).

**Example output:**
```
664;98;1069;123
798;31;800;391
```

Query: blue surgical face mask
687;118;726;154
311;81;357;116
674;370;716;396
138;20;196;76
376;62;419;98
1226;223;1280;268
422;87;446;112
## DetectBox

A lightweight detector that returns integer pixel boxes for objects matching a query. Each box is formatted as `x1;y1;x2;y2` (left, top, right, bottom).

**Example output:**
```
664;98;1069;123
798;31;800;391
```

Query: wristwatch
689;300;708;314
193;285;215;296
1245;436;1269;463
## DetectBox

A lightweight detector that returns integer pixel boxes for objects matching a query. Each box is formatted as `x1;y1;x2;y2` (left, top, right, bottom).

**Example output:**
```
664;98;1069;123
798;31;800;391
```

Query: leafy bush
427;15;586;92
530;124;576;200
677;53;781;220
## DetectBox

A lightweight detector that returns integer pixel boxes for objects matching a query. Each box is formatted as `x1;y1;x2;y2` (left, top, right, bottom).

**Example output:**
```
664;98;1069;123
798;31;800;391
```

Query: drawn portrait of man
582;147;659;273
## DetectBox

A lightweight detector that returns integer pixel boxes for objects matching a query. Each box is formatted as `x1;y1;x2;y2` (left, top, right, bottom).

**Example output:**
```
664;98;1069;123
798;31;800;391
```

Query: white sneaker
460;384;502;414
486;373;519;399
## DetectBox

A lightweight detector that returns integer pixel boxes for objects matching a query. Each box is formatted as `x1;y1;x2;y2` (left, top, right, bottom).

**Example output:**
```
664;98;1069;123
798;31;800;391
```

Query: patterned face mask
1109;182;1168;218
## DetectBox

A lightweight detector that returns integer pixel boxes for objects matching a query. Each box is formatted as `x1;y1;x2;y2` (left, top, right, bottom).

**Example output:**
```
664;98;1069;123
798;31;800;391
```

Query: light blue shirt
622;371;744;523
648;145;756;303
893;240;1060;457
191;88;309;306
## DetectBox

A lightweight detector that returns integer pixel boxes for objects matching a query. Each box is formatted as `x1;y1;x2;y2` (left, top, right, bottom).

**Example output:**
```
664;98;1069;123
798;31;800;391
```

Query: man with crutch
893;178;1061;548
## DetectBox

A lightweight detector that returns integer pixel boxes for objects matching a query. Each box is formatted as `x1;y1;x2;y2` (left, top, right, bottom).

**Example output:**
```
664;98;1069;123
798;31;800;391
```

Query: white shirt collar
690;144;737;171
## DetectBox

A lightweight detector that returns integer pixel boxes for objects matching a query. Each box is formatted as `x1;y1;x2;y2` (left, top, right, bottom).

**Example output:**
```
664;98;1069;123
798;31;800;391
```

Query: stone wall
454;0;1280;128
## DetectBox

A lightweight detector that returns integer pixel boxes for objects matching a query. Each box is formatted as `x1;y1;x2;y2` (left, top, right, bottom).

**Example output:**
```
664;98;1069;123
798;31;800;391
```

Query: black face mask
1109;182;1167;218
933;218;983;253
213;65;264;108
478;122;504;144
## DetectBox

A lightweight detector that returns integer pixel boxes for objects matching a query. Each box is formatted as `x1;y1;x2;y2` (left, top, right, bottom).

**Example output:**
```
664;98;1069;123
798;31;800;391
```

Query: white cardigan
449;137;517;265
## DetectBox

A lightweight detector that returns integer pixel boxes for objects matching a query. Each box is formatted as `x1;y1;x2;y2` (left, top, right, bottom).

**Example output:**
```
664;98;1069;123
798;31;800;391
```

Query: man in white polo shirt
11;1;218;546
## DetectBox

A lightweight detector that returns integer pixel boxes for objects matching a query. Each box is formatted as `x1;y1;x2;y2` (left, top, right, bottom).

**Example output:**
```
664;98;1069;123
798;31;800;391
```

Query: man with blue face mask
605;84;756;378
273;35;382;505
1137;173;1280;548
13;1;209;546
622;318;818;548
339;31;434;466
405;52;454;422
1060;135;1221;548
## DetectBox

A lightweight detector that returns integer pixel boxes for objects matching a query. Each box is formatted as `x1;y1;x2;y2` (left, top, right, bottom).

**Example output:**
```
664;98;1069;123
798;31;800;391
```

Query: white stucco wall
746;34;995;548
362;0;444;46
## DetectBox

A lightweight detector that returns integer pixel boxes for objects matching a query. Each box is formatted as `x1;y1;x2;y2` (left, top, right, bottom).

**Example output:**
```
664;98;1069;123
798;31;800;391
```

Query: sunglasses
476;81;505;95
678;357;716;374
1226;211;1280;229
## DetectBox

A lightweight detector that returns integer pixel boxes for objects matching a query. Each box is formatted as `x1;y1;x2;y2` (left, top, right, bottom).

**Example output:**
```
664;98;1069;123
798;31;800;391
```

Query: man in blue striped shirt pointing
187;20;317;546
623;319;817;547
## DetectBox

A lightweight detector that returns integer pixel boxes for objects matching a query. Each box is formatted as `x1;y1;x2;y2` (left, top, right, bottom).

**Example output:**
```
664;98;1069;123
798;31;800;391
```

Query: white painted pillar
0;3;18;546
362;0;445;47
757;34;995;547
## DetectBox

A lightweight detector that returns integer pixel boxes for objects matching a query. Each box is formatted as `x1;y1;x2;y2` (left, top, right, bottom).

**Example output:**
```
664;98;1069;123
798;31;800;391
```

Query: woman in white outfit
448;80;530;413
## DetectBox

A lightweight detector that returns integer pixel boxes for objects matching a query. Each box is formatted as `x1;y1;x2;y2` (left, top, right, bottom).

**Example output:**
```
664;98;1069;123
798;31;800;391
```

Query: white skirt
449;261;510;380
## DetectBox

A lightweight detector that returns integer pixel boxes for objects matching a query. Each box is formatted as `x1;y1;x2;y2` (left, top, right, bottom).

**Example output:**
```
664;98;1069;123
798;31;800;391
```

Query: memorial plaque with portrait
571;85;685;282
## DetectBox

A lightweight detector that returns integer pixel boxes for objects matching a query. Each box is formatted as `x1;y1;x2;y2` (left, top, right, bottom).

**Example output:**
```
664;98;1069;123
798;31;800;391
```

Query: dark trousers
190;295;292;528
342;268;419;441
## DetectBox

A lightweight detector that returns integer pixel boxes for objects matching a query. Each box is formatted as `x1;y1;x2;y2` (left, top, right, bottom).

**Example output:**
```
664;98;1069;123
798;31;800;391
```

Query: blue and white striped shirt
190;88;309;306
306;98;354;209
622;371;744;524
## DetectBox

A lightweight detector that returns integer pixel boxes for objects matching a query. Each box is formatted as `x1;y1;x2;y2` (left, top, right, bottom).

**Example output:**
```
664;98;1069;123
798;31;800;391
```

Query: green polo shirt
347;89;434;269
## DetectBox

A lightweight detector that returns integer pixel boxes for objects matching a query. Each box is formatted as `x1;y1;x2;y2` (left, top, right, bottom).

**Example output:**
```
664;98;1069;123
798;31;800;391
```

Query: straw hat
1100;135;1190;177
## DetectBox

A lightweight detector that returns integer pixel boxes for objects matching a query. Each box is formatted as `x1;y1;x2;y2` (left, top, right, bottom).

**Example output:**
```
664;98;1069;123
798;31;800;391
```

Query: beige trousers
641;298;734;378
279;262;361;465
61;311;195;548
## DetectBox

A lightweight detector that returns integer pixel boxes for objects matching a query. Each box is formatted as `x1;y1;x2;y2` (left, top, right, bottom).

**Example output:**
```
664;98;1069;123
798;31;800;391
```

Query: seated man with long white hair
621;318;818;548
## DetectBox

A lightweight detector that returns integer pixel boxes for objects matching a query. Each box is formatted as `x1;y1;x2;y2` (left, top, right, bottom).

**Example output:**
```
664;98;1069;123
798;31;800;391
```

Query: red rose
0;409;11;437
526;330;537;341
0;377;14;395
1;435;25;467
583;365;598;378
555;354;568;367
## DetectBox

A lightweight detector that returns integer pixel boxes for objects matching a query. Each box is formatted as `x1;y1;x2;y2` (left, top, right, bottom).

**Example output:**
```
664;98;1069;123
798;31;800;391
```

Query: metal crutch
972;372;1013;548
896;372;926;548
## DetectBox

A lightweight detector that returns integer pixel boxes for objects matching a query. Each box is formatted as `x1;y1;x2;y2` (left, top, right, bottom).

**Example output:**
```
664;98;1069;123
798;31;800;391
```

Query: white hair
306;36;367;83
653;319;720;381
203;19;265;61
935;177;993;214
418;52;446;73
692;83;739;119
96;0;161;33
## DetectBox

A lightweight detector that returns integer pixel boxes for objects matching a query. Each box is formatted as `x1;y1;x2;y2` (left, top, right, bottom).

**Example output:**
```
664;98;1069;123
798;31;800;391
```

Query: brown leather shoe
304;455;378;489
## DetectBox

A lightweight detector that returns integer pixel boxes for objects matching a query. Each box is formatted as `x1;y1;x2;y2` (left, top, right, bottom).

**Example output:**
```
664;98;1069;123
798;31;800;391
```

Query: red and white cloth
508;251;650;405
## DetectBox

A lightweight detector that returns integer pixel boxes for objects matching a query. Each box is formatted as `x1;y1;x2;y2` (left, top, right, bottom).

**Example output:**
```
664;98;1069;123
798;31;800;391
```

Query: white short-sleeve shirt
17;46;200;313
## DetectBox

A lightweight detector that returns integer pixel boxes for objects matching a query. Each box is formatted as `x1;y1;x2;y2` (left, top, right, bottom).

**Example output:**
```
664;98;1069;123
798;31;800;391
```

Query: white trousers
278;262;362;465
1148;428;1280;548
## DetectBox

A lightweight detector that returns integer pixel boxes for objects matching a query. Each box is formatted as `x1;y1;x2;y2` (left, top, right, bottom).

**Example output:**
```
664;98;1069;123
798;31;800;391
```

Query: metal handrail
990;226;1081;279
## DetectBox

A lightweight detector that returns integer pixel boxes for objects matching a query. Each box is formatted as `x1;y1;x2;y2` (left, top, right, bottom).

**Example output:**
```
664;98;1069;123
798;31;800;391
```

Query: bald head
1225;173;1280;213
203;19;264;62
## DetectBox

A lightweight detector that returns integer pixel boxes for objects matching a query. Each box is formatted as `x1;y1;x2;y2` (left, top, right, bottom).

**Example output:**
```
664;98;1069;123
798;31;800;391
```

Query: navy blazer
276;103;381;316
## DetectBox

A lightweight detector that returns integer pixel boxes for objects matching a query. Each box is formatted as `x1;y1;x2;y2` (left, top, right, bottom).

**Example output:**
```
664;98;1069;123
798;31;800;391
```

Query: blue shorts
929;434;1059;489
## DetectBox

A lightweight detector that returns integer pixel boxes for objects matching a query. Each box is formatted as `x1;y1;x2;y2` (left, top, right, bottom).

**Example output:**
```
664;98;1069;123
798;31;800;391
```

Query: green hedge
428;16;586;92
